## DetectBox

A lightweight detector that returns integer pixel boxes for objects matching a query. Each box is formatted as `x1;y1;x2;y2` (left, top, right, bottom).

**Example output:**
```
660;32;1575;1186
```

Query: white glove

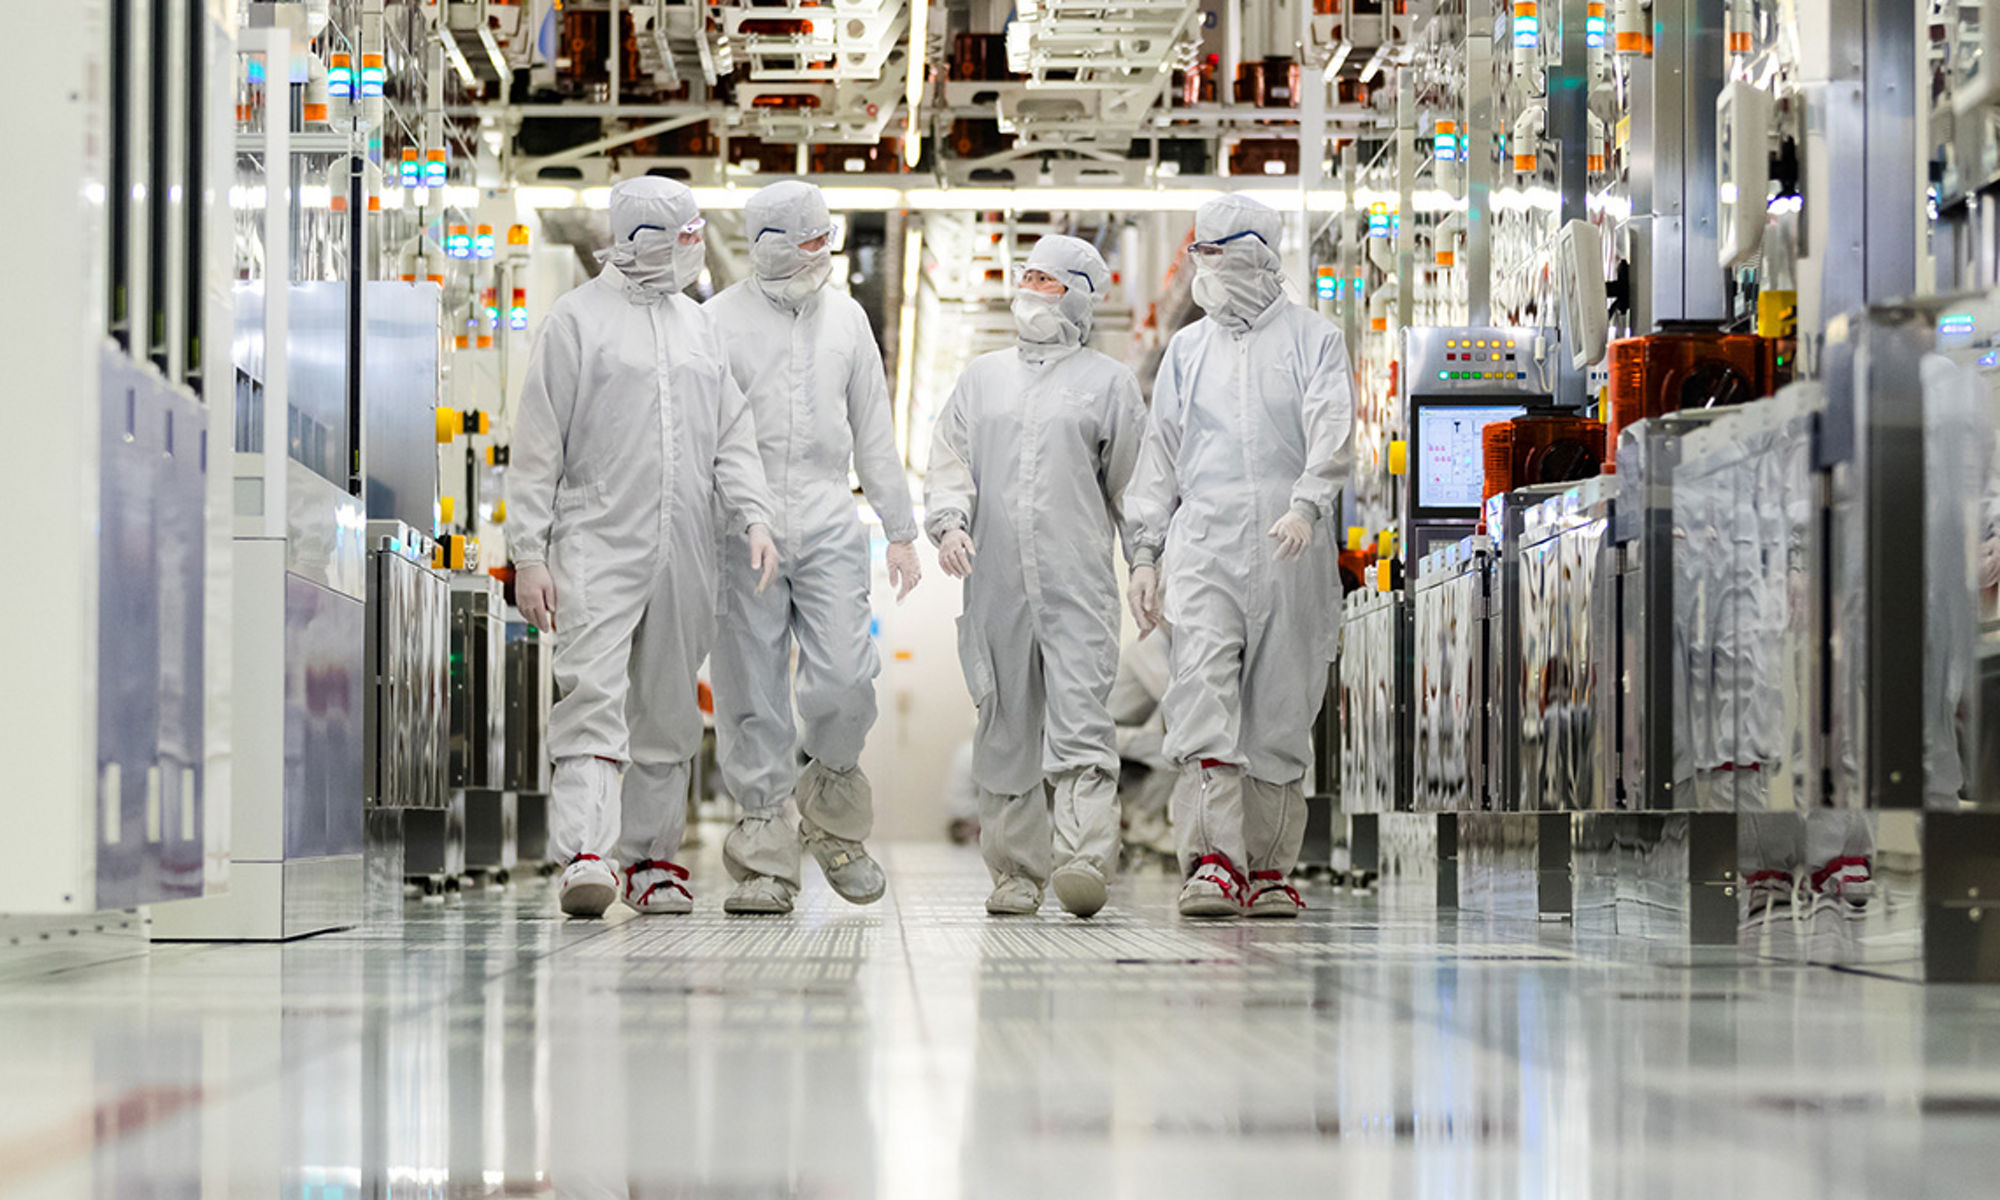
886;539;922;602
1268;509;1313;562
747;524;781;594
939;529;977;579
515;562;558;632
1128;564;1163;638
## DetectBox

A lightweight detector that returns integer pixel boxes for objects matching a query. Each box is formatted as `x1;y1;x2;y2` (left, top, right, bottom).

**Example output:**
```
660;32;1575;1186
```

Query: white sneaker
1178;854;1246;919
1246;870;1304;919
622;859;693;915
1052;861;1108;918
802;818;887;905
724;874;795;916
986;875;1043;916
1811;855;1875;917
559;854;619;918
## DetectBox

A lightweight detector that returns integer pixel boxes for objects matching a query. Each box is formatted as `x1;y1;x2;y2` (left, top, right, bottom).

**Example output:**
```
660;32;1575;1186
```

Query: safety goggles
756;222;840;253
1187;228;1271;261
632;216;709;245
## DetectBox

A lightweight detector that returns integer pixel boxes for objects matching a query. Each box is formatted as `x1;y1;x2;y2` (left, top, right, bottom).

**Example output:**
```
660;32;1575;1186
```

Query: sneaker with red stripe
623;859;693;915
559;854;620;918
1178;853;1246;919
1246;870;1305;918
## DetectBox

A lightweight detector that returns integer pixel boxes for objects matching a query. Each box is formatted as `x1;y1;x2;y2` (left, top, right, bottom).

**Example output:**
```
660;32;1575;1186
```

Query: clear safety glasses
1187;229;1271;261
632;216;708;246
757;223;839;253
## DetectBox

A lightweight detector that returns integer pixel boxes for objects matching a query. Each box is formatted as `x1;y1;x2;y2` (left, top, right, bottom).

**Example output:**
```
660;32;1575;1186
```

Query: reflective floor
5;838;2000;1198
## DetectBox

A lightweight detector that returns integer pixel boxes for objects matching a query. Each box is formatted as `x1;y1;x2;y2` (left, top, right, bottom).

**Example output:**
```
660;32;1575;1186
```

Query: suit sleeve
846;314;921;543
1124;346;1186;569
922;372;977;545
504;310;582;567
1290;325;1357;521
1099;367;1150;569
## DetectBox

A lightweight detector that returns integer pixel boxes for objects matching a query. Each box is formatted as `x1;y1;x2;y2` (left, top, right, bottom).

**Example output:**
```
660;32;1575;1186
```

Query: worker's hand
747;524;781;594
939;529;977;579
1268;510;1313;562
1128;564;1163;638
515;562;558;633
885;539;922;602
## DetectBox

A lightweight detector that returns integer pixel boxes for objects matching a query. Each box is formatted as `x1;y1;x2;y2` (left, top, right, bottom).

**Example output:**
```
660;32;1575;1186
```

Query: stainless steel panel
1401;326;1559;396
283;281;352;488
451;578;507;790
1460;813;1572;919
504;621;554;795
1516;479;1617;813
95;349;209;908
1339;589;1406;815
284;576;365;860
285;465;367;602
1674;390;1826;816
1413;540;1490;813
361;282;441;529
463;789;517;875
365;526;450;814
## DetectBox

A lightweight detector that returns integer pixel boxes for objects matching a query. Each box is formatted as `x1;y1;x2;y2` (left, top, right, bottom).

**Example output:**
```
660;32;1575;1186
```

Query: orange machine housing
1481;415;1609;502
1604;326;1789;469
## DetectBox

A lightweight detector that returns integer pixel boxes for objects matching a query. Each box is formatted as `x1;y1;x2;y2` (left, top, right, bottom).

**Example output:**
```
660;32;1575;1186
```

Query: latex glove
747;524;781;594
1128;564;1163;638
939;529;977;579
1268;510;1313;562
515;562;558;633
886;539;922;602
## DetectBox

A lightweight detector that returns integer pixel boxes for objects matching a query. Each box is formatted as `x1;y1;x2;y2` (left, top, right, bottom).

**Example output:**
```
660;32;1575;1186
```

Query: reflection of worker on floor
1110;630;1176;865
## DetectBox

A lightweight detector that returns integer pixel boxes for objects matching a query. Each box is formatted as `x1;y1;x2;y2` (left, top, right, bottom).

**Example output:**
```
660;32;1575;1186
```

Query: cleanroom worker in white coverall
705;180;923;916
1125;191;1356;920
925;234;1149;919
509;177;780;919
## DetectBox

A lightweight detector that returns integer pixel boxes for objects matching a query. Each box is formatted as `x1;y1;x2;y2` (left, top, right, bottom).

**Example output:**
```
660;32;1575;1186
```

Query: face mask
1191;267;1232;315
674;240;706;289
756;242;833;306
1012;292;1070;344
602;229;688;292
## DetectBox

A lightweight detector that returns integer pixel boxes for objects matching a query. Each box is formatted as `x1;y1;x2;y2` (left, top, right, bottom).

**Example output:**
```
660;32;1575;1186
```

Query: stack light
509;287;528;330
1433;120;1459;163
1586;3;1608;48
425;149;448;190
400;148;420;188
1512;2;1539;50
328;52;353;100
474;224;495;259
1368;202;1393;238
359;53;386;98
447;225;472;259
506;224;531;247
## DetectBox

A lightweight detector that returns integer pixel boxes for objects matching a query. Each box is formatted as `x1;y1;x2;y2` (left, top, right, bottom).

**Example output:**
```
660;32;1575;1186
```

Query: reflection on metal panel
1413;540;1489;813
363;282;441;529
505;622;555;795
451;578;508;790
284;282;351;487
1339;589;1405;814
1672;389;1825;817
95;349;209;908
1516;478;1617;812
284;575;365;860
366;529;450;814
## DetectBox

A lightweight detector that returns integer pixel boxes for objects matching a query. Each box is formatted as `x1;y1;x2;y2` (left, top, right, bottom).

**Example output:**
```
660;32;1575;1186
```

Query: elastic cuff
884;526;922;545
926;509;969;540
512;556;545;569
1131;545;1159;570
1290;499;1321;524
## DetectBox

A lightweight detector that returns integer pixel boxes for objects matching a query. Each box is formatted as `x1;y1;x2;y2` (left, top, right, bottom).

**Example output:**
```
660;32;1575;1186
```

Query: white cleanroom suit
706;180;920;913
1125;192;1356;918
925;234;1149;918
509;177;779;917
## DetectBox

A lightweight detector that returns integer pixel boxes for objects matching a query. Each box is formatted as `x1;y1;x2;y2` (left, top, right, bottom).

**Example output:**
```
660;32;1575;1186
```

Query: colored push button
1388;440;1408;476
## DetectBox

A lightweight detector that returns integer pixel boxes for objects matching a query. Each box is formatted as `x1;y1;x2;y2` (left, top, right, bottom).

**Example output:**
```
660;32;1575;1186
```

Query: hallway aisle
4;840;2000;1198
